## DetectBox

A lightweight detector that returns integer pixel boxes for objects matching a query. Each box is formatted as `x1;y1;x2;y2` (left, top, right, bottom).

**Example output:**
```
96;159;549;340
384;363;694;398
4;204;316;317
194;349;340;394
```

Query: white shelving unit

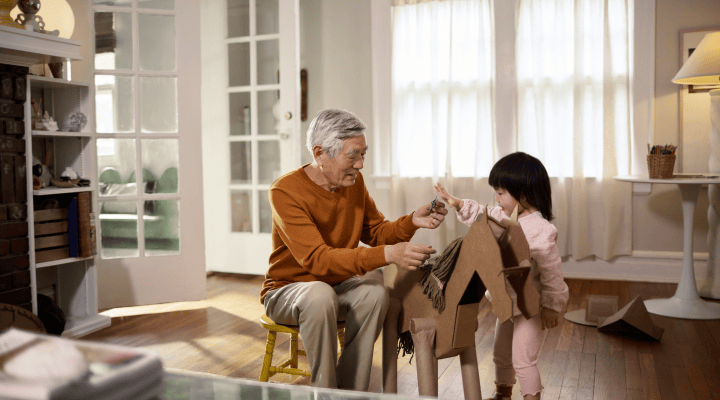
1;24;109;337
25;76;110;338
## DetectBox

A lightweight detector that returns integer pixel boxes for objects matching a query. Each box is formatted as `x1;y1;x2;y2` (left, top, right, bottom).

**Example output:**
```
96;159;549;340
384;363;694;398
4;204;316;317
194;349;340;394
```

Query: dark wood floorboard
80;275;720;399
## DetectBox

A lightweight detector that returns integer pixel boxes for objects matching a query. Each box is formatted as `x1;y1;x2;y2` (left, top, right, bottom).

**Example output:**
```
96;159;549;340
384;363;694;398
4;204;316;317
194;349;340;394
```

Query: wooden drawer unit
34;207;70;264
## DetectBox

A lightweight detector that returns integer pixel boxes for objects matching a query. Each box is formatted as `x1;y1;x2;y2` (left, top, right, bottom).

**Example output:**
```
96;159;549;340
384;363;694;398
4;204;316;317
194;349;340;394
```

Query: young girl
435;152;568;400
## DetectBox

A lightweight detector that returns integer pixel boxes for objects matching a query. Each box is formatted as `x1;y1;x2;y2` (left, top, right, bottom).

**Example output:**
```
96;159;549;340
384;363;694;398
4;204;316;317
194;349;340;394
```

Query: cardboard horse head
381;207;540;399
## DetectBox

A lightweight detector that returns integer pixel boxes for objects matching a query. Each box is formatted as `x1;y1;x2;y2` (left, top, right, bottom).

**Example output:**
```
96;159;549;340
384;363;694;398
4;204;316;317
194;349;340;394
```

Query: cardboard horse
379;207;540;399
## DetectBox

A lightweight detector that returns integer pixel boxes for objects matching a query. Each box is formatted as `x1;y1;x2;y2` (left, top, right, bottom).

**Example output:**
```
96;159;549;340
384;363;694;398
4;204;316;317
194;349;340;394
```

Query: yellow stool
258;314;345;382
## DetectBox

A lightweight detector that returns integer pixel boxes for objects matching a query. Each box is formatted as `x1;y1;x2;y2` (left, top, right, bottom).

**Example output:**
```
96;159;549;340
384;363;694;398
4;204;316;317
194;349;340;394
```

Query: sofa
98;167;179;251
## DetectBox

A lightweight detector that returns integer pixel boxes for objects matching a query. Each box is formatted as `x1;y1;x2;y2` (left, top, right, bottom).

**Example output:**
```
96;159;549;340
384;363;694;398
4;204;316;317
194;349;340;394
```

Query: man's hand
540;307;559;330
434;182;464;211
412;199;448;229
385;242;436;271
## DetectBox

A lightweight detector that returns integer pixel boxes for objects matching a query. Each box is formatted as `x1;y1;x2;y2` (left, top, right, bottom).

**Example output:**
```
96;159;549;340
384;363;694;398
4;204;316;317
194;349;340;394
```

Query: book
67;198;78;258
89;212;97;256
77;192;92;258
0;328;164;400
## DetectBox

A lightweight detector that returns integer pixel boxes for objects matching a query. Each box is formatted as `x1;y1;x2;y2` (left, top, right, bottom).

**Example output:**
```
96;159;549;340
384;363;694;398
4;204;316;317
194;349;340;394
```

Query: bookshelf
1;25;110;338
25;75;110;337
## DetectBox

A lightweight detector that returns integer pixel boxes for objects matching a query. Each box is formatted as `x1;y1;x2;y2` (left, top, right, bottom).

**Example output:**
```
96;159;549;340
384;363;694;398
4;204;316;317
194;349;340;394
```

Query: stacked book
0;328;163;400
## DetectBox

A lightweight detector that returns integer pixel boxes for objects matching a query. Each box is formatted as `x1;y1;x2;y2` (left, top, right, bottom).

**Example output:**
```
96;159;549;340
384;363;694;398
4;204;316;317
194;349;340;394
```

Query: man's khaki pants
263;276;389;390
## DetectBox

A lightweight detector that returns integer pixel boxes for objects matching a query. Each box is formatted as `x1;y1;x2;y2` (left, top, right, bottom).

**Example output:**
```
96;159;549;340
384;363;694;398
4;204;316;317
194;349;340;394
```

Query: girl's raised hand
434;182;464;211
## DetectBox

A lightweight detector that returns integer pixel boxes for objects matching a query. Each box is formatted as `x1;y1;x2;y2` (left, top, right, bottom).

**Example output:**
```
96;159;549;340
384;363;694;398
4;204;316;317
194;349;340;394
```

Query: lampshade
11;0;75;39
672;32;720;86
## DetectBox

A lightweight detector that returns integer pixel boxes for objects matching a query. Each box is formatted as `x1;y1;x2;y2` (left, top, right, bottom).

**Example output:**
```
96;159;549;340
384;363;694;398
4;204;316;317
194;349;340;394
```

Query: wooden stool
258;314;345;382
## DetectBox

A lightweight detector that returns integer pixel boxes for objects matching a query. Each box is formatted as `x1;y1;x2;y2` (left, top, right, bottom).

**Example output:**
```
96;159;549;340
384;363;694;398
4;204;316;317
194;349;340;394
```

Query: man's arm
360;185;418;246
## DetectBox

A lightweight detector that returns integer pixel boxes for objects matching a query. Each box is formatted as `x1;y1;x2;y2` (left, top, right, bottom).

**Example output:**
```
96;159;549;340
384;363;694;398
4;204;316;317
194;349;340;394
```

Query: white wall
637;0;720;255
299;0;390;212
299;0;375;172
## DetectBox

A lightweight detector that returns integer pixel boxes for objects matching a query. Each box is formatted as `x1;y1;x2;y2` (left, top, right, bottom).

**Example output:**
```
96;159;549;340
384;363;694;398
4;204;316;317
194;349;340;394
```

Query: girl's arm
456;199;483;226
435;182;505;226
530;224;569;313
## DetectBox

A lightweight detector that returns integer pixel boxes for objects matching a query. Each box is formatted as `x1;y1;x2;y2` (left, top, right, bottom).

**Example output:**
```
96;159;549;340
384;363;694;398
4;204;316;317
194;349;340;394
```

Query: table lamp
672;32;720;299
11;0;75;38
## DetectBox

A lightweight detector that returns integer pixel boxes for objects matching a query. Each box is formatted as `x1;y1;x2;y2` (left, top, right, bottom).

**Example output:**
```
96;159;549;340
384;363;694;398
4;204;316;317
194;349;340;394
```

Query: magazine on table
0;328;163;400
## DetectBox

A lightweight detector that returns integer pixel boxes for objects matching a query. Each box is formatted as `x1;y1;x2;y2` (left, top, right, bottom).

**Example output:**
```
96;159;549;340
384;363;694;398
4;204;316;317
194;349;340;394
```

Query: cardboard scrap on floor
597;295;664;341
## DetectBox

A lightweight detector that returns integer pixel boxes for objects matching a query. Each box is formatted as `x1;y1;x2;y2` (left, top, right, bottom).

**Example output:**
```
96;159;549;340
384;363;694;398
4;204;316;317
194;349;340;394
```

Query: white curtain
390;0;496;251
516;0;633;259
390;0;633;260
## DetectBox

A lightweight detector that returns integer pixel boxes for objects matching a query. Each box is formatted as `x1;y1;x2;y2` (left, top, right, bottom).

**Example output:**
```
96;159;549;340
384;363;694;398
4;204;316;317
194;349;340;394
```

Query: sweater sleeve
529;223;569;313
457;200;507;226
456;199;484;226
361;185;418;246
269;188;388;278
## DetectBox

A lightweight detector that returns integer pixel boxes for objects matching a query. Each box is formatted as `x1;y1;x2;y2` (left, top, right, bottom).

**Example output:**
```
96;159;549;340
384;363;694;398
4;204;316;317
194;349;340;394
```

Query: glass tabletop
162;369;431;400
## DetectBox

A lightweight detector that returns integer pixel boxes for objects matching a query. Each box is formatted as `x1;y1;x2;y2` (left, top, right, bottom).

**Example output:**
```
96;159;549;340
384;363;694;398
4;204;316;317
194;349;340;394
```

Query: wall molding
563;250;708;283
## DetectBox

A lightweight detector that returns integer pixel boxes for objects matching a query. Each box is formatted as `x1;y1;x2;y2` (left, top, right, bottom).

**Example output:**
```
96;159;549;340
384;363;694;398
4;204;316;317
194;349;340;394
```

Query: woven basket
647;154;676;179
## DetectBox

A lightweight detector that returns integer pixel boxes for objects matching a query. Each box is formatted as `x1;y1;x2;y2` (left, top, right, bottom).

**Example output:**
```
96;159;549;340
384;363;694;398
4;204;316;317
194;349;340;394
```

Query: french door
201;0;301;275
92;0;206;308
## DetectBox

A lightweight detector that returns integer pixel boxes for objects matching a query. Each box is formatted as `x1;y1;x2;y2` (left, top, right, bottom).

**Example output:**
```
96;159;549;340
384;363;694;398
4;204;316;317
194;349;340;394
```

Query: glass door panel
138;14;176;71
228;43;251;87
230;141;251;184
144;199;180;256
141;138;179;190
257;39;279;85
258;140;280;184
94;11;133;70
257;90;279;135
99;201;139;259
229;92;251;136
231;190;252;232
95;75;135;133
256;0;279;35
258;190;272;234
227;0;250;38
98;138;137;196
140;77;178;133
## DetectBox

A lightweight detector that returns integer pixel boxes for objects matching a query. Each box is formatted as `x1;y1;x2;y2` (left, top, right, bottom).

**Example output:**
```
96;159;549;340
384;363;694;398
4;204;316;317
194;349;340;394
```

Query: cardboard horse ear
597;295;664;341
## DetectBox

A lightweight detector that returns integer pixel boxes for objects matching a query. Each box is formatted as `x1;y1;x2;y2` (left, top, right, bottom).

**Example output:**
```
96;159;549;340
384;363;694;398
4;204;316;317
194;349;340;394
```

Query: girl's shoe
484;385;513;400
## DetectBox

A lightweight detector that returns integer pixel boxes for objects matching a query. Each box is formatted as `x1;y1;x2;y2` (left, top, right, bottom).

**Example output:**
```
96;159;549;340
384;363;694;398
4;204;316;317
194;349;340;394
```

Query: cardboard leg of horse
382;298;401;393
411;317;439;397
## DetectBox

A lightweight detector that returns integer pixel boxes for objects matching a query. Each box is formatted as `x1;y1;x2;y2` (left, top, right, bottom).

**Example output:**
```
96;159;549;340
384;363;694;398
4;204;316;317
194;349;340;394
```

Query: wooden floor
80;274;720;400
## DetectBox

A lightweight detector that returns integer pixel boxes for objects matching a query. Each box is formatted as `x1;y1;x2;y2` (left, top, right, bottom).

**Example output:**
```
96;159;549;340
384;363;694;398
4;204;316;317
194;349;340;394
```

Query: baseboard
562;250;710;283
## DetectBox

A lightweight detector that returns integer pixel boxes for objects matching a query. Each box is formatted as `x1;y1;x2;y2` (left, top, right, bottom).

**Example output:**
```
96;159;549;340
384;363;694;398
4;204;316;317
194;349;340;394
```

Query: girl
435;152;568;400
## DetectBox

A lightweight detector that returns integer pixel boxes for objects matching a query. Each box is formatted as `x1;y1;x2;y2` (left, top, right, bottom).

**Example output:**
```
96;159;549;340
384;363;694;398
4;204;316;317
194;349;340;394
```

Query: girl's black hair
488;152;553;221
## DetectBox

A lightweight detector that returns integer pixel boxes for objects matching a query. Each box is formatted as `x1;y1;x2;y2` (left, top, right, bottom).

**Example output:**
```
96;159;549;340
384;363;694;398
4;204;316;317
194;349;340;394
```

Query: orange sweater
261;165;418;302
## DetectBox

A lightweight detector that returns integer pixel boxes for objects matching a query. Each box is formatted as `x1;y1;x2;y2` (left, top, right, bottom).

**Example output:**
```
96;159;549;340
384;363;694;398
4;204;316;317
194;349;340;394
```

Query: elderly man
262;108;447;391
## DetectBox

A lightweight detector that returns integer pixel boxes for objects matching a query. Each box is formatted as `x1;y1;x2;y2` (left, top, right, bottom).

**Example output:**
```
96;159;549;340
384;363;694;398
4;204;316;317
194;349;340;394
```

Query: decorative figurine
39;110;58;131
61;167;78;180
65;111;87;132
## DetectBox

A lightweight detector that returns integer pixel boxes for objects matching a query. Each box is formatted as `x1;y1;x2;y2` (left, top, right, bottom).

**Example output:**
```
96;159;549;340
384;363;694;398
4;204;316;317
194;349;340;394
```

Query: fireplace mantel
0;24;81;67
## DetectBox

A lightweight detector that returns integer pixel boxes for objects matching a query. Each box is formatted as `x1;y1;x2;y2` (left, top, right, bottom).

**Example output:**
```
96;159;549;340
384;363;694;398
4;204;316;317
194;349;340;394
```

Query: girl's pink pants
493;313;543;397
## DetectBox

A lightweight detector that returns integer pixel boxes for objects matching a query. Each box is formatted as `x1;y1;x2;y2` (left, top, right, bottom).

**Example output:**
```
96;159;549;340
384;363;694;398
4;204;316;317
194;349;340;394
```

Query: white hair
306;109;366;159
